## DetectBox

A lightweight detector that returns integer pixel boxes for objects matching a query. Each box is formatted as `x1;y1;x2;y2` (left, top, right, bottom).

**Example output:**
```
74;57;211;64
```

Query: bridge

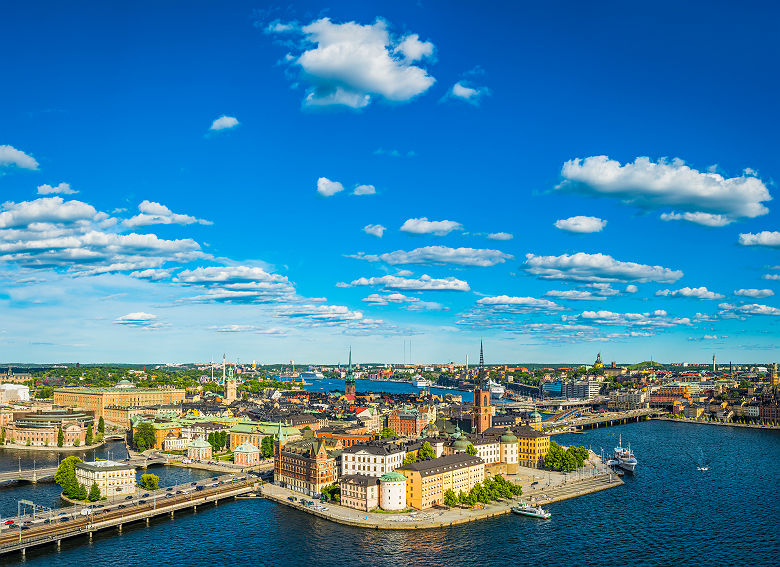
542;408;666;432
0;467;58;485
0;474;256;557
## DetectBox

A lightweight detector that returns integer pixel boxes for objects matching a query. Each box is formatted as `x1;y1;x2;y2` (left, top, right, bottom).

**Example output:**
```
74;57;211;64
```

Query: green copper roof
234;441;259;453
188;438;212;449
380;471;406;482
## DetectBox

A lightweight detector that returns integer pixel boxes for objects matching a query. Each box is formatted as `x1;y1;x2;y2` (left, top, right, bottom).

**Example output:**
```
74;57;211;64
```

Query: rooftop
75;460;135;472
397;453;483;477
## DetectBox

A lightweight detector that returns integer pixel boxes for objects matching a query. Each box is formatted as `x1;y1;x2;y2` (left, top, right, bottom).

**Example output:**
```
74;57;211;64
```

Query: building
472;342;493;434
514;425;550;468
225;379;237;404
561;380;601;399
233;441;261;467
341;442;405;477
5;409;94;447
75;460;136;498
397;453;485;510
608;389;649;410
274;427;341;497
594;353;604;369
314;428;372;448
228;422;301;450
2;367;31;384
379;471;407;510
53;386;185;421
187;437;213;461
0;384;30;402
344;349;356;396
388;408;428;438
340;474;379;511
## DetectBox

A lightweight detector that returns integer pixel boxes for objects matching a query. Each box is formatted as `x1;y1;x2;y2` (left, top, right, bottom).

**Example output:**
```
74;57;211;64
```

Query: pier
0;475;255;557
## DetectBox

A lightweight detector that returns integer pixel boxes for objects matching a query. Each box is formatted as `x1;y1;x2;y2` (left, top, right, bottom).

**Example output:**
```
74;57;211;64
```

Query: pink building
233;441;260;466
187;437;213;461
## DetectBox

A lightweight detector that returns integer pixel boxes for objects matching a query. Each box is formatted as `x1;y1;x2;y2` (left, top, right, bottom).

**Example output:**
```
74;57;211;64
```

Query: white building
341;443;405;477
0;384;30;403
75;460;137;498
379;471;407;510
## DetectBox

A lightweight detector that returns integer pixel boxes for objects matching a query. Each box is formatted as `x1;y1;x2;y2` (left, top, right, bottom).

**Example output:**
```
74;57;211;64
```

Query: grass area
161;450;186;455
369;507;416;514
215;452;234;461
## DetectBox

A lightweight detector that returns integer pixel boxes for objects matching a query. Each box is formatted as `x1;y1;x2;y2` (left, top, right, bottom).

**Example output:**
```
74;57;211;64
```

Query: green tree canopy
133;422;156;451
88;482;101;502
97;416;105;433
381;427;396;438
261;436;274;458
55;456;83;498
140;473;159;490
418;441;435;461
57;426;64;447
85;425;93;446
465;444;477;456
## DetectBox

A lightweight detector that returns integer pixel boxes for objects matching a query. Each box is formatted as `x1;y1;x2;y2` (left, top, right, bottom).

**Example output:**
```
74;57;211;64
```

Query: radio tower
712;354;716;372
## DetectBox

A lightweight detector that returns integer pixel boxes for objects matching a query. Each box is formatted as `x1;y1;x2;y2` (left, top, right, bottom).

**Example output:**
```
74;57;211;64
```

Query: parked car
125;495;134;500
4;520;14;525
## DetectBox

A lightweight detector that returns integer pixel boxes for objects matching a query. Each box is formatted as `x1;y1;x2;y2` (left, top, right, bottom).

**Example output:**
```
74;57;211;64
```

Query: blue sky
1;1;778;364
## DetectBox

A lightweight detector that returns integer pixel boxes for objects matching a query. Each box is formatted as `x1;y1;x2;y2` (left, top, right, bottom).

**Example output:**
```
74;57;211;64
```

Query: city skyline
2;1;779;364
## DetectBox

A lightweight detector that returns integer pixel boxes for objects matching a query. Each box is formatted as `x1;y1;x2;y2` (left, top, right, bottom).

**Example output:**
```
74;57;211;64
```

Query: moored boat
511;503;551;519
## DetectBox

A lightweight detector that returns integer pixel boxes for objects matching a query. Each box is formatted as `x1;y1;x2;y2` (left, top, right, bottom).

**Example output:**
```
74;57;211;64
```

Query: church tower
345;348;356;395
472;341;492;434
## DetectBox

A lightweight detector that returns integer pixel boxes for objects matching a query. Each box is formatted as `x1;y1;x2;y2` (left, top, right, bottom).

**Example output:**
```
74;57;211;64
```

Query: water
304;378;472;402
3;421;779;566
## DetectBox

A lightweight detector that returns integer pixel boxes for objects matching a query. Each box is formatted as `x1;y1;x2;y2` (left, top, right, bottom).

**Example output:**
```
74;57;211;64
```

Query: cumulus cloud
317;177;345;197
0;197;99;229
209;115;239;131
544;290;607;301
625;284;639;293
114;312;162;328
718;302;780;317
176;265;296;303
558;155;771;224
343;273;470;292
476;295;563;313
351;246;511;267
486;232;513;241
763;274;780;281
524;252;683;283
129;269;172;281
269;18;435;109
565;309;692;327
734;288;774;298
362;292;445;311
554;216;607;233
353;184;376;196
37;183;78;195
738;231;780;248
363;224;386;237
444;81;490;105
400;217;463;236
0;145;39;170
655;286;725;300
124;200;212;228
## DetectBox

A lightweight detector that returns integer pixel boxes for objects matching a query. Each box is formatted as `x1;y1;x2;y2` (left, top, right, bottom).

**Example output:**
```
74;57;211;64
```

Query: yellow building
53;386;185;421
514;425;550;468
397;453;484;510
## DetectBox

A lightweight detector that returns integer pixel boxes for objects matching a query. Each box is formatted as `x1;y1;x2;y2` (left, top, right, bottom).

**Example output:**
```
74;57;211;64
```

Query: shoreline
260;473;623;530
653;417;780;431
0;441;106;453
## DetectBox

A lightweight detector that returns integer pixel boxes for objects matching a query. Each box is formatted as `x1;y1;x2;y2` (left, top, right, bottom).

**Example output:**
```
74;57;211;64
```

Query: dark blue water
304;378;472;401
3;421;779;566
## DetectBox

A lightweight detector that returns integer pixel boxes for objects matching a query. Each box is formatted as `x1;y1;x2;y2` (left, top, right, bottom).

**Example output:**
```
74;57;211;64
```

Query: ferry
613;435;637;473
299;371;324;381
511;503;551;519
413;375;432;388
487;378;506;399
696;465;709;471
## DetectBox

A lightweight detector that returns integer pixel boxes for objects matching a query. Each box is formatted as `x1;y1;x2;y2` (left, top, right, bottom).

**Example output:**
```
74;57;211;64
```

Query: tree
73;438;80;447
418;441;435;461
0;426;4;444
74;483;87;501
88;482;101;502
443;489;459;507
140;473;159;490
465;444;477;456
403;452;418;465
85;425;93;446
26;438;31;446
381;427;396;438
97;416;105;434
219;431;228;451
133;422;156;451
207;432;216;450
261;436;274;458
55;456;83;498
57;426;64;447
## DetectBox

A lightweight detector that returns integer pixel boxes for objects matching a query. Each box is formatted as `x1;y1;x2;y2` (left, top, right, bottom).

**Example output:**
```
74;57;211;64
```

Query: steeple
344;347;356;395
477;340;487;385
276;421;286;443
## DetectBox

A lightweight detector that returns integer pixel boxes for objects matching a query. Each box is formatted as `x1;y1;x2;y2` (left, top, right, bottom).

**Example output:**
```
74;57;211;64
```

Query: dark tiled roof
340;474;379;487
397;453;483;477
342;443;404;456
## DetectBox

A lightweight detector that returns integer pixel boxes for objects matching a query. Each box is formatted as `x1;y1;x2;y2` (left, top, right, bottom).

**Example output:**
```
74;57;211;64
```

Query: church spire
478;340;487;385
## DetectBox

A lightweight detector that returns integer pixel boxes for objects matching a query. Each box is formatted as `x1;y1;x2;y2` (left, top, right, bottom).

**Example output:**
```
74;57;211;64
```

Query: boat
697;465;709;471
613;435;637;473
299;371;324;381
412;375;432;388
487;378;506;399
511;503;551;519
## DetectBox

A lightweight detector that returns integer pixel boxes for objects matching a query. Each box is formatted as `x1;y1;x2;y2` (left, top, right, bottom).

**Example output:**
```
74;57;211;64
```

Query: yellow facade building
514;425;550;468
53;387;185;421
397;453;484;510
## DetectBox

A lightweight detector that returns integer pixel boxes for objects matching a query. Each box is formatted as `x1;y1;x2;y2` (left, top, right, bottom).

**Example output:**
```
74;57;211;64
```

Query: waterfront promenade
654;416;780;430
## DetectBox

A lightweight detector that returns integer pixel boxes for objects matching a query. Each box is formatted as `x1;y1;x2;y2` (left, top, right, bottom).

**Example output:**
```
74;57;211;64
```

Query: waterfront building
5;409;93;447
0;384;30;402
75;460;136;498
514;425;550;468
274;427;341;497
131;418;182;449
379;471;407;510
339;474;379;511
187;437;213;461
233;441;261;466
472;342;493;434
341;442;405;477
608;389;649;410
53;386;185;421
499;430;519;474
397;453;485;510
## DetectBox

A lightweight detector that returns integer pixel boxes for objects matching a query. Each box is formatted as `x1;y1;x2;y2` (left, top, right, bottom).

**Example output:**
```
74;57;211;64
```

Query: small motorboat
511;503;551;519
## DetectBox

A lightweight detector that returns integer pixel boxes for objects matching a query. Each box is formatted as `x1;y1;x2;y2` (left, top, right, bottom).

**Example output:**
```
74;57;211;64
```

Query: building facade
340;474;379;511
75;460;136;498
274;430;341;497
53;386;185;421
341;442;406;477
397;453;485;510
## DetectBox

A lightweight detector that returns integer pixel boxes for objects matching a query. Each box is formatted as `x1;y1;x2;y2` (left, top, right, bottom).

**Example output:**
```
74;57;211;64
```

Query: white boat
299;371;324;380
413;375;432;388
614;435;637;473
697;465;709;471
487;378;506;398
511;503;551;519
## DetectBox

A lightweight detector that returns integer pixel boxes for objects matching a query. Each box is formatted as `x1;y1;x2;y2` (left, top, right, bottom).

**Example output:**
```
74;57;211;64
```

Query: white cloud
344;273;470;292
524;252;683;283
271;18;436;108
486;232;513;241
477;295;563;313
209;115;239;131
544;290;607;301
114;312;161;328
37;183;78;195
738;231;780;248
763;274;780;281
176;265;296;303
0;145;39;170
0;197;99;229
445;81;490;105
129;269;171;281
655;286;725;300
567;309;692;327
400;217;463;236
625;284;639;293
317;177;345;197
558;155;771;224
353;184;376;196
660;212;732;227
363;224;386;238
176;266;289;285
554;216;607;233
351;246;512;267
124;200;212;228
734;288;774;298
718;302;780;317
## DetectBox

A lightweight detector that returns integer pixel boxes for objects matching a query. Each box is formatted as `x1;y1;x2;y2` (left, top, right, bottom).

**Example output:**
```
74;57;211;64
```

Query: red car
4;520;14;525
